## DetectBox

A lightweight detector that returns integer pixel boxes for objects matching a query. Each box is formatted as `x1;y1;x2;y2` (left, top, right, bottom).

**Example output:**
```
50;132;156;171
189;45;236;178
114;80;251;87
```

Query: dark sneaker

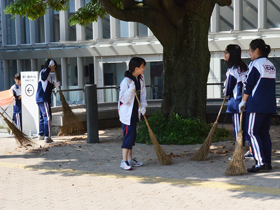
244;150;254;159
129;159;143;167
44;137;53;143
247;164;272;173
266;163;272;170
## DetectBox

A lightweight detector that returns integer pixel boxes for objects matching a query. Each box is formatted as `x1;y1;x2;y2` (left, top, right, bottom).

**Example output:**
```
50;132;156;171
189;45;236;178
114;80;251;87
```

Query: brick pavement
0;127;280;210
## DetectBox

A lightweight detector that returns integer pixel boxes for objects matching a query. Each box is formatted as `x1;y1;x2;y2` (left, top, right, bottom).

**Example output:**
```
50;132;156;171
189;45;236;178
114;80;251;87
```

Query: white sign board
21;72;39;136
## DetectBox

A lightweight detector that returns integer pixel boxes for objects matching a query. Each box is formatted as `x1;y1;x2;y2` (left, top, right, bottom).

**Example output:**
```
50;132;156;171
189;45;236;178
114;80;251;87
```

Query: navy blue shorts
121;116;137;149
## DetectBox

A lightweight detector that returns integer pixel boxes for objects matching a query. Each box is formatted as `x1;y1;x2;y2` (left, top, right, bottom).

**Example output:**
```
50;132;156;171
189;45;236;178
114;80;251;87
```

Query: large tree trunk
161;12;211;120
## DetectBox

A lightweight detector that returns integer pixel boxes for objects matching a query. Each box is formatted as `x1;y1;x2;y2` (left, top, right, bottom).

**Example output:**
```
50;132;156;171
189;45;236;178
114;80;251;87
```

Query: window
220;3;233;31
137;23;148;37
120;21;129;38
5;0;16;45
50;10;60;42
35;16;45;43
85;0;93;40
20;16;30;44
68;0;77;41
243;0;258;30
102;15;110;38
267;0;280;29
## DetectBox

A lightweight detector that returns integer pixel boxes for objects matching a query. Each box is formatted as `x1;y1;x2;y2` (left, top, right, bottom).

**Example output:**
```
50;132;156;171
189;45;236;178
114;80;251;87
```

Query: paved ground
0;125;280;210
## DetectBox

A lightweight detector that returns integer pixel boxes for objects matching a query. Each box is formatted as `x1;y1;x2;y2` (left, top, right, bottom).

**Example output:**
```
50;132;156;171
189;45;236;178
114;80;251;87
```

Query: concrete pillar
148;28;153;37
15;15;21;45
75;0;85;41
59;10;68;41
258;0;267;29
3;60;9;90
29;20;36;44
77;57;84;101
128;22;137;38
94;57;98;85
61;58;68;90
211;4;220;32
97;58;104;102
110;16;120;39
93;17;103;39
233;0;243;31
31;59;37;71
44;9;51;43
17;60;23;73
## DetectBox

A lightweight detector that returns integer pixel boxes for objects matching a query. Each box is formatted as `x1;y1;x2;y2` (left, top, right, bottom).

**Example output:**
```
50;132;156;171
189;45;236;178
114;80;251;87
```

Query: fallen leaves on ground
71;136;87;141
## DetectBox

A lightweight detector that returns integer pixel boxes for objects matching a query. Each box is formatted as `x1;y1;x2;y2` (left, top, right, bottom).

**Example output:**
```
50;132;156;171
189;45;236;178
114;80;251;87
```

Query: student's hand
49;60;55;67
18;96;21;100
54;81;60;87
128;81;135;92
239;100;247;113
223;88;226;96
139;107;146;115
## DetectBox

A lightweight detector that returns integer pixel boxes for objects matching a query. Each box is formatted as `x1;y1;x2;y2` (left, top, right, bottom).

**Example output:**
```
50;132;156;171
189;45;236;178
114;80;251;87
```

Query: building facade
0;0;280;105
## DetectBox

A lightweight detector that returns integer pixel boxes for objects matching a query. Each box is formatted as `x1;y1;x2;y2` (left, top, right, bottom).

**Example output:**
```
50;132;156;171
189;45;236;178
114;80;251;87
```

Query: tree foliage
4;0;69;20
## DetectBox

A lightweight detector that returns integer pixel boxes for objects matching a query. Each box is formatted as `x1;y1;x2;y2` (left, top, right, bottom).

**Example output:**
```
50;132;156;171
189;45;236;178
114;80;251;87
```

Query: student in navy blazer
36;59;60;143
239;39;276;173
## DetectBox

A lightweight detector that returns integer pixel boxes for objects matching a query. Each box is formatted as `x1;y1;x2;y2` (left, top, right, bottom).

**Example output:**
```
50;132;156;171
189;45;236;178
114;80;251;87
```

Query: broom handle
133;89;151;130
239;108;244;131
129;80;151;130
215;95;227;123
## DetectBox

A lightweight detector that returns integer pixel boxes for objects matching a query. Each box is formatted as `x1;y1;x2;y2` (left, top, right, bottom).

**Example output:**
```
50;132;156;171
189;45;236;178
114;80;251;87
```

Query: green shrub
136;112;231;145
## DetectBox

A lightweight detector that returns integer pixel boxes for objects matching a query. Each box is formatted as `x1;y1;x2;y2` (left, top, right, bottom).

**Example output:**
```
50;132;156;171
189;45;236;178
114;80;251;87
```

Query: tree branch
212;0;232;6
122;0;136;9
162;0;184;26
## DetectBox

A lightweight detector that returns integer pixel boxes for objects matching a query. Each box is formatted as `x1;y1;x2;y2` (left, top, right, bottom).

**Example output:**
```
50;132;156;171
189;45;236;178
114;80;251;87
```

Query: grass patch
136;112;231;145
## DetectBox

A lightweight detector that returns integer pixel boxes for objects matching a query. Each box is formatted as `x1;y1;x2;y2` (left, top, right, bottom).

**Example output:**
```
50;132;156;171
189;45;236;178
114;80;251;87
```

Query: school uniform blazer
244;56;276;113
224;67;247;113
10;83;21;113
36;68;55;104
118;75;147;125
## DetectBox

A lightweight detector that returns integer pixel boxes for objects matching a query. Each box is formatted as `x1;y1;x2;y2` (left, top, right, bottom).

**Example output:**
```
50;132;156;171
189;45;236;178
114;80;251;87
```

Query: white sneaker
129;159;143;167
120;161;132;170
44;136;53;143
38;135;44;140
244;150;254;159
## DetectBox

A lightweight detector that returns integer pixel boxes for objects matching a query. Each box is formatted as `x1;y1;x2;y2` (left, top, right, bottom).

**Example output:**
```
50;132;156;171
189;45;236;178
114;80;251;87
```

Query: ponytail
250;39;271;58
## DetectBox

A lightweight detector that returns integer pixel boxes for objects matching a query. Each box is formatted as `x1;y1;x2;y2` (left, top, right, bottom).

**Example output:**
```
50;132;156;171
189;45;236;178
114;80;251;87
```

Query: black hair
128;57;146;72
250;39;271;58
226;44;247;72
14;73;20;80
44;58;57;68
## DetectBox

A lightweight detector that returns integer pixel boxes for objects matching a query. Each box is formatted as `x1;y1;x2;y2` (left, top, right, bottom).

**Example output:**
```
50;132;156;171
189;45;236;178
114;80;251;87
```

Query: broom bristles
225;131;247;175
3;118;34;146
190;122;218;161
148;127;172;165
57;90;85;136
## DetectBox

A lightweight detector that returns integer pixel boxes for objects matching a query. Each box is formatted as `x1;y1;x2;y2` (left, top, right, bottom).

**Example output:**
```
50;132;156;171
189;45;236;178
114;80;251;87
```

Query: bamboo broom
225;108;247;175
132;86;171;165
0;106;33;146
48;52;85;136
191;96;227;161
